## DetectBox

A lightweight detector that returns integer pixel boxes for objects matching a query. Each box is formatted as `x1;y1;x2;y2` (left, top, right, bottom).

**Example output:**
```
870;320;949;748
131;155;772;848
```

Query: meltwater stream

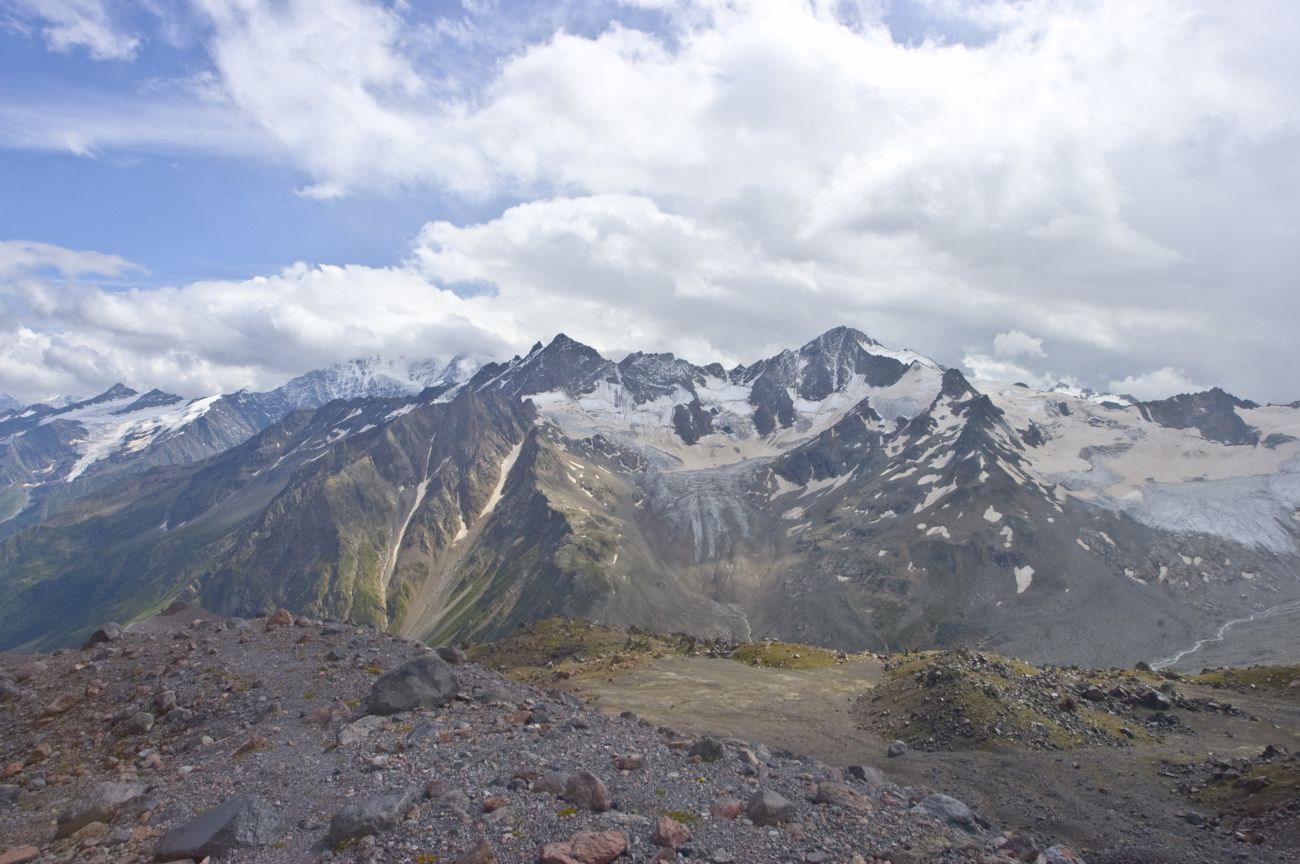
1153;599;1300;670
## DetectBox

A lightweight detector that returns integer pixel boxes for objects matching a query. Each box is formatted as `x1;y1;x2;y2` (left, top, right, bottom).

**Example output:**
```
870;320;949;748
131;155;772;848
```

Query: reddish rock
709;797;743;820
0;847;40;864
43;693;78;716
482;795;507;813
2;762;23;779
612;754;643;771
265;609;294;630
454;838;498;864
540;831;627;864
652;815;690;849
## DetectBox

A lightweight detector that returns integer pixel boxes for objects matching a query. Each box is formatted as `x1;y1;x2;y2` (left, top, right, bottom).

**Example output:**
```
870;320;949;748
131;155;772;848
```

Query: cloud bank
2;0;1299;404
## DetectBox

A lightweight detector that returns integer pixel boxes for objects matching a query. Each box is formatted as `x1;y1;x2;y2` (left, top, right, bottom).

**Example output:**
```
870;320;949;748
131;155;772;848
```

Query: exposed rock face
365;655;458;716
154;794;282;860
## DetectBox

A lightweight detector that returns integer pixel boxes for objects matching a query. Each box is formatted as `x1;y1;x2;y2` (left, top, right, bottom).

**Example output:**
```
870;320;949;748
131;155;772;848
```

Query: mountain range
2;327;1298;667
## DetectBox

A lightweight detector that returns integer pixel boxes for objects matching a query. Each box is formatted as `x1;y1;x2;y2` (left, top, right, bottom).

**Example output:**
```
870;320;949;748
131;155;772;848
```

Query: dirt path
569;656;1300;863
572;655;887;764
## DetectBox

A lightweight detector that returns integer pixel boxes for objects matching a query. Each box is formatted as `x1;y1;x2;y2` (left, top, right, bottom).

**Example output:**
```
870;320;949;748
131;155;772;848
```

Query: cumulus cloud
1109;367;1205;401
3;0;1300;402
992;330;1046;359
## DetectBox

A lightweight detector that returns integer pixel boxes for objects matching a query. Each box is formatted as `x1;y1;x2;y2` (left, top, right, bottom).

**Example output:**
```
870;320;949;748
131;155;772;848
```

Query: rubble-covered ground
1;605;1082;864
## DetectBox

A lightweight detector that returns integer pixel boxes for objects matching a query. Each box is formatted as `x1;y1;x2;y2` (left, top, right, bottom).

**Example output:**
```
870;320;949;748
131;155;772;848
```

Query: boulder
436;645;468;665
365;655;457;716
813;781;870;811
912;793;977;832
155;794;281;860
533;771;569;796
82;623;123;649
687;737;725;762
845;764;891;789
57;781;147;838
0;848;39;864
652;815;691;849
562;771;611;812
746;789;794;826
1137;689;1172;711
264;609;293;630
326;789;411;847
540;831;627;864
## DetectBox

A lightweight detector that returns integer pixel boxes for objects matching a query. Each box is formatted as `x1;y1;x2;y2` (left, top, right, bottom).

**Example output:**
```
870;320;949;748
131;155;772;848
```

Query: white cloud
992;330;1045;359
1108;367;1205;401
0;240;139;279
3;1;1300;401
9;0;140;60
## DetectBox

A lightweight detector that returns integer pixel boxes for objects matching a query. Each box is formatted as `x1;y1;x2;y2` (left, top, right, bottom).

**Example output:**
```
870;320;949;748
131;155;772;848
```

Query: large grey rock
912;793;977;831
155;794;281;860
745;789;793;826
57;781;147;838
327;789;411;847
365;655;457;716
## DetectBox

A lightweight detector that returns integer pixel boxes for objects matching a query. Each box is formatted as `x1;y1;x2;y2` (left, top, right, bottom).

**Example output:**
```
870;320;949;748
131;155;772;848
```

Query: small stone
709;797;743;820
562;771;611;812
652;816;691;849
746;789;794;826
43;693;79;716
886;740;908;758
337;715;387;747
612;754;644;771
124;712;156;735
232;735;267;758
453;838;498;864
153;691;178;714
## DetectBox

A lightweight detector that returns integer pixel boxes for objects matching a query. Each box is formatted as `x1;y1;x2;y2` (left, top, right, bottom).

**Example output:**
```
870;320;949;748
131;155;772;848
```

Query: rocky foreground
0;605;1084;864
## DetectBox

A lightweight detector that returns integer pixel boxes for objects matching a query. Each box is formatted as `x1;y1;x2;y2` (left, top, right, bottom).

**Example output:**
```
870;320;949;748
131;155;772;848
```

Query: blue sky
1;1;1298;404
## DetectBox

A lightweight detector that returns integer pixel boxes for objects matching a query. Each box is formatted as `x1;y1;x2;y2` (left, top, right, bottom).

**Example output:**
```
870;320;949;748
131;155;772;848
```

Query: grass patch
657;810;698;825
1188;665;1300;695
731;641;838;670
467;617;710;685
1193;763;1300;814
